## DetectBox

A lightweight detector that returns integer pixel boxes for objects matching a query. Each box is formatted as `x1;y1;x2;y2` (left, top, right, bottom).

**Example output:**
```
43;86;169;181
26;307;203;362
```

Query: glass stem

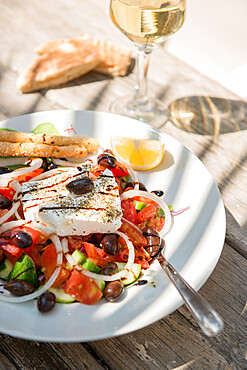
134;48;152;105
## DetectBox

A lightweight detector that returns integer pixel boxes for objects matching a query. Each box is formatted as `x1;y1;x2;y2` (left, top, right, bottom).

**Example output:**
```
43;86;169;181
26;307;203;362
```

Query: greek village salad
0;123;186;313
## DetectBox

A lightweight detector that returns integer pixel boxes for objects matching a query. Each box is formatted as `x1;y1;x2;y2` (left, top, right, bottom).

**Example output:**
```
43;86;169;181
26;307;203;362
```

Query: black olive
143;225;160;238
66;176;94;195
10;230;33;249
41;158;48;171
126;182;147;191
104;280;124;302
139;182;148;191
97;153;117;169
151;190;164;197
0;194;12;209
143;226;161;257
0;167;12;175
47;162;57;171
100;261;118;276
37;291;56;313
4;279;36;296
146;245;160;257
100;234;118;255
100;266;116;276
103;261;118;271
103;149;114;155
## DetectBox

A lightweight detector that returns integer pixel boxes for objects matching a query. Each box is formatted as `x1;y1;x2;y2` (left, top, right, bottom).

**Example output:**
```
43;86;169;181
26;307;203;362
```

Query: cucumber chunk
120;175;130;190
116;262;141;286
48;288;75;303
7;253;38;288
94;279;105;293
133;200;147;211
0;128;17;132
72;249;87;265
157;208;164;217
31;122;59;135
82;259;101;274
0;259;13;280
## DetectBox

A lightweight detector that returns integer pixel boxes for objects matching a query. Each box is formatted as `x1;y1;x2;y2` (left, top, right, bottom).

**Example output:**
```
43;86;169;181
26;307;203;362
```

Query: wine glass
109;0;186;126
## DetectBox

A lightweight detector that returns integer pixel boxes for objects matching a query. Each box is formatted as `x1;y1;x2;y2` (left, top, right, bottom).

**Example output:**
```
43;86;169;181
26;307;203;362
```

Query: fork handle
158;255;224;336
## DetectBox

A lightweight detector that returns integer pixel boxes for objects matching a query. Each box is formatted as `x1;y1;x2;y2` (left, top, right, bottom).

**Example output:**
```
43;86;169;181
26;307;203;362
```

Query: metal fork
157;241;224;337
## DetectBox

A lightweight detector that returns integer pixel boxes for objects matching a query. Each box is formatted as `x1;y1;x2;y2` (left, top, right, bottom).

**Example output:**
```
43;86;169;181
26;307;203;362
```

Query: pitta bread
17;38;100;93
36;34;132;77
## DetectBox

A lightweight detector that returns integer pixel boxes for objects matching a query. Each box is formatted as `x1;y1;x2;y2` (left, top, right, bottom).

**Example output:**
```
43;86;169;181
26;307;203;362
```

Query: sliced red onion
9;180;22;201
14;209;22;220
29;167;71;181
0;158;43;186
0;220;30;233
122;217;143;234
123;163;139;190
110;153;139;190
0;157;30;167
52;153;98;167
62;233;135;282
0;200;20;225
120;189;171;238
0;234;62;303
0;179;23;223
9;182;22;219
0;220;52;236
10;158;42;177
30;164;91;182
61;238;77;267
52;158;84;167
170;206;190;215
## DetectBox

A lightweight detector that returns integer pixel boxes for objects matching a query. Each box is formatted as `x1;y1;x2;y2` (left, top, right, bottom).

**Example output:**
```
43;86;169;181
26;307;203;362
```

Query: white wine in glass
109;0;186;126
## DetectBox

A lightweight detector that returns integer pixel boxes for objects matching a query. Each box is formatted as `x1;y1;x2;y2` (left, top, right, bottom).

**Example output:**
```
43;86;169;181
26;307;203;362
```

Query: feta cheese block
21;161;123;236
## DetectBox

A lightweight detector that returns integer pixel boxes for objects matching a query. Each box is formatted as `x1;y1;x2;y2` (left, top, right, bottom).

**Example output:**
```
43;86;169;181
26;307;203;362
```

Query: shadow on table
167;96;247;139
225;208;247;259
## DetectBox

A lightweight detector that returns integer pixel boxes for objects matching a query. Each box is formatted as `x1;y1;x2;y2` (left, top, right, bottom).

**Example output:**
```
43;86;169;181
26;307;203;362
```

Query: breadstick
0;131;99;153
0;142;88;158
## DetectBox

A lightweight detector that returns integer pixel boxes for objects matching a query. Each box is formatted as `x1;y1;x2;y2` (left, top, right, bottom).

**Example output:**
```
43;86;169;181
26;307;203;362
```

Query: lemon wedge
111;136;164;170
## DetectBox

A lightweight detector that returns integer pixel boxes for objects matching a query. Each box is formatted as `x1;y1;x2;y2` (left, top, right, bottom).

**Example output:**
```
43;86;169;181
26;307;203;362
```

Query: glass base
109;95;168;128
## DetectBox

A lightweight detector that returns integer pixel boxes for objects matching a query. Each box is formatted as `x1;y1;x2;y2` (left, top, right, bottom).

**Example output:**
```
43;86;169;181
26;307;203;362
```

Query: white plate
0;110;226;342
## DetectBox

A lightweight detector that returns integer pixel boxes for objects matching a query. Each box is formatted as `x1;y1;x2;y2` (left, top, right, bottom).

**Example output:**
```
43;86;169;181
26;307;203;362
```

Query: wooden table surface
0;1;246;369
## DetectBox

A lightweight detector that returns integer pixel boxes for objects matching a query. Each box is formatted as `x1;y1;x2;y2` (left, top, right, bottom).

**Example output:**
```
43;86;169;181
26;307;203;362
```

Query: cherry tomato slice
0;187;16;201
0;241;24;259
137;204;158;224
83;242;106;258
40;243;70;289
121;199;139;225
118;247;150;269
64;270;103;305
110;163;129;177
147;215;166;232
